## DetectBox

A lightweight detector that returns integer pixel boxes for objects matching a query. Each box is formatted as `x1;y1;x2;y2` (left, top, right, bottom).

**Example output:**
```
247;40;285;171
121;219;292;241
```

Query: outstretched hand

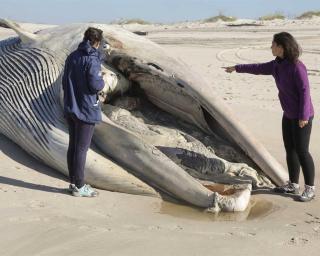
222;66;236;73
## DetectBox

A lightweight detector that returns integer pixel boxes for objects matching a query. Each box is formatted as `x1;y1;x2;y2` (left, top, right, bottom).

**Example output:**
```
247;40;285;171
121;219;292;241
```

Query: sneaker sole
72;192;98;197
299;195;315;202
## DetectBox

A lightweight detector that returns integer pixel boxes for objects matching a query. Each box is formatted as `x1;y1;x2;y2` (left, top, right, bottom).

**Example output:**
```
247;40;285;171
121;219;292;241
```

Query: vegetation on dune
107;10;320;26
112;18;151;25
118;11;320;24
259;13;286;21
203;13;237;23
296;11;320;19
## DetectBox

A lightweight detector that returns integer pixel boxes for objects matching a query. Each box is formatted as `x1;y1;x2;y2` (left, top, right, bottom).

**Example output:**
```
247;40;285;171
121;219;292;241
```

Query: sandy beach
0;18;319;255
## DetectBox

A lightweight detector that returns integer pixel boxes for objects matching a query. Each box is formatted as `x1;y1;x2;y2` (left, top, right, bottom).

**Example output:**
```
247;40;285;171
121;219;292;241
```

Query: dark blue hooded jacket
62;40;105;124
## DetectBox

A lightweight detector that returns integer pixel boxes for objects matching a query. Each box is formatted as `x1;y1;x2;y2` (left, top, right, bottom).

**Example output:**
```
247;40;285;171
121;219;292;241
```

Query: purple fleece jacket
235;58;314;120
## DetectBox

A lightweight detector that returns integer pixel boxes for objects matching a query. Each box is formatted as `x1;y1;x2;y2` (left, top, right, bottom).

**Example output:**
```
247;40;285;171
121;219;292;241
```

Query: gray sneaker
72;184;98;197
299;185;315;202
273;182;300;195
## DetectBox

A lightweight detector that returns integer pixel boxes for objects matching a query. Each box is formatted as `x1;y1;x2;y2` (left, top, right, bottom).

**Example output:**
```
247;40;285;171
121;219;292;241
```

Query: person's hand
299;120;308;128
104;43;112;55
98;90;108;103
222;66;236;73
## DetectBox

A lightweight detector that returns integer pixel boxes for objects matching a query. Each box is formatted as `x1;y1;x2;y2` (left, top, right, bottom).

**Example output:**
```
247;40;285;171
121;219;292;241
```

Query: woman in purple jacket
224;32;315;202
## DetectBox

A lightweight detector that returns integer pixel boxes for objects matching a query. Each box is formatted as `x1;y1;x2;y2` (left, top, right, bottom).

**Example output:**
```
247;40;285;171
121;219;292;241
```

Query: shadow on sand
0;175;68;194
0;134;68;193
252;188;300;201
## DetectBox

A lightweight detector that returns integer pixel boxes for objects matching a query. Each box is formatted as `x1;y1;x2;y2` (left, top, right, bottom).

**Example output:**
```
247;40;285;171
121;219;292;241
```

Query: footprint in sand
228;231;256;237
286;223;298;227
29;200;46;208
313;226;320;233
289;237;309;245
148;225;161;231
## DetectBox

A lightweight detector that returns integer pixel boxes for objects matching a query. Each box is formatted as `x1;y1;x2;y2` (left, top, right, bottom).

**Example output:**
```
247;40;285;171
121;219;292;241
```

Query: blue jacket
62;40;105;124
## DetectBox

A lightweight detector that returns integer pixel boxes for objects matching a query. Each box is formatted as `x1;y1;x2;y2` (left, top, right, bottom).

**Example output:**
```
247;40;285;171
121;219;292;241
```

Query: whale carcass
0;19;288;212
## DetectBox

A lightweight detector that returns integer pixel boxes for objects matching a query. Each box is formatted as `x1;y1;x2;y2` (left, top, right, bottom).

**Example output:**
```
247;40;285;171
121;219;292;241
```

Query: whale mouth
98;37;287;188
99;67;273;189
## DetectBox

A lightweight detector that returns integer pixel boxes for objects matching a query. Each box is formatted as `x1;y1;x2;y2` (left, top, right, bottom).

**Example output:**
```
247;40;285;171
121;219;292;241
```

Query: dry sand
0;19;320;255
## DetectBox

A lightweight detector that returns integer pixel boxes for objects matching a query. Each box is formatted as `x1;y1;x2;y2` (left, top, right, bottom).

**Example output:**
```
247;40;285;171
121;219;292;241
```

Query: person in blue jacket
62;27;105;197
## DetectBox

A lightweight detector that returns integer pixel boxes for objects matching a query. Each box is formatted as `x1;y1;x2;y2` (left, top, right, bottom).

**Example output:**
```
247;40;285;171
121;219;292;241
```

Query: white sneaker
72;184;98;197
299;185;315;202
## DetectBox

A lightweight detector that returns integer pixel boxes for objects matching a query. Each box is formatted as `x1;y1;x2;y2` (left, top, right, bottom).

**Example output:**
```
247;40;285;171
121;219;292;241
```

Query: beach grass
203;14;237;23
259;13;286;21
296;11;320;19
113;19;151;25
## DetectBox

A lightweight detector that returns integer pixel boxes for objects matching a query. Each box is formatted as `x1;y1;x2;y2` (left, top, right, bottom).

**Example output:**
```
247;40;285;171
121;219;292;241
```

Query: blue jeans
66;114;95;188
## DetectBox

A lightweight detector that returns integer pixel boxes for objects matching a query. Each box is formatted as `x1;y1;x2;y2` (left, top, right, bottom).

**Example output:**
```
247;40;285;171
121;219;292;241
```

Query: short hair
83;27;103;46
273;32;301;63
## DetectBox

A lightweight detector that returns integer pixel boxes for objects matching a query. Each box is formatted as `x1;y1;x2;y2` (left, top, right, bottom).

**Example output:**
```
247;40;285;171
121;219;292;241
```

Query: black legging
66;114;95;188
282;115;315;186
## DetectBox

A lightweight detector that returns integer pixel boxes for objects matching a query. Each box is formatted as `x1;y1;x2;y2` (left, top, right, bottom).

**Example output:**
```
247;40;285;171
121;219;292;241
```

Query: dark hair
273;32;301;63
83;27;103;46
